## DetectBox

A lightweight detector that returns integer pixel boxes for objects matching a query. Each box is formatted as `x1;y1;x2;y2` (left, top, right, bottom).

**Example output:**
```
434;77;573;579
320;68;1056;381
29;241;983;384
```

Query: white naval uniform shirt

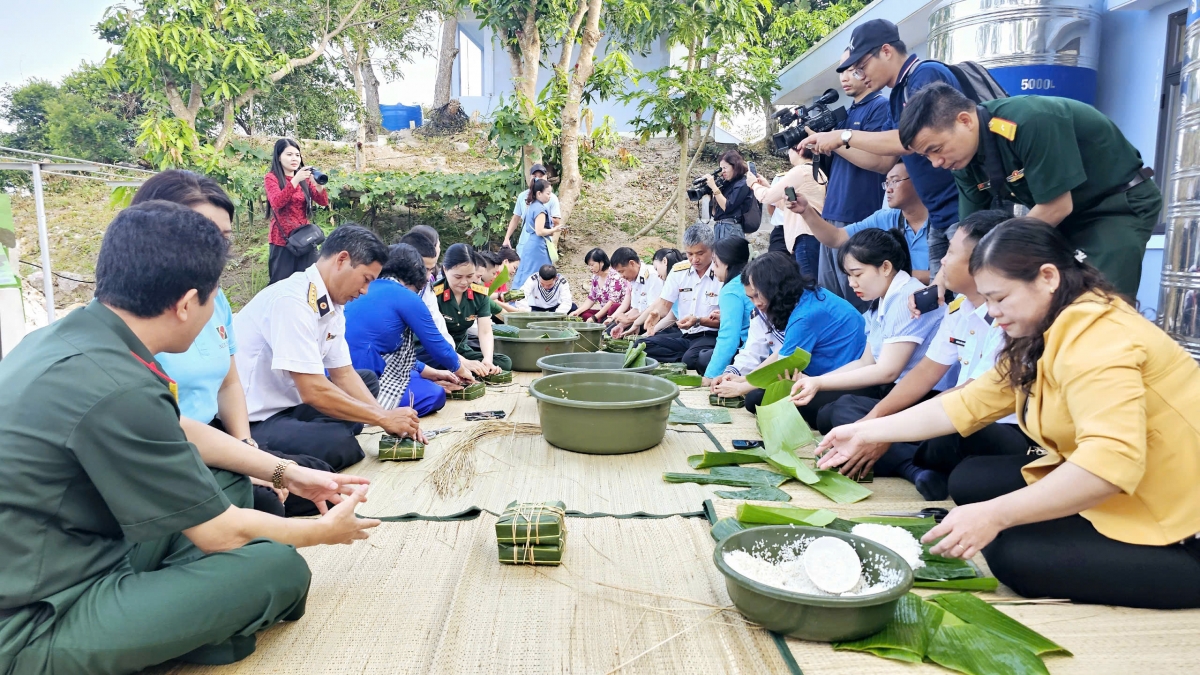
659;261;722;335
728;309;785;375
628;264;659;314
233;264;353;422
422;279;454;344
925;295;1015;424
516;274;573;313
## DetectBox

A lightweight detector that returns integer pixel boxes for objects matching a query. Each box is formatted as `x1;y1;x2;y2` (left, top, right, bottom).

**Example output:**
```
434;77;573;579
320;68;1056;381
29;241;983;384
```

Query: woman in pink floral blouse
571;248;628;323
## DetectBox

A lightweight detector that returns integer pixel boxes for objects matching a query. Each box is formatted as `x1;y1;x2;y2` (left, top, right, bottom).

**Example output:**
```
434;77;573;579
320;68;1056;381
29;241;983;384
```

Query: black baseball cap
836;19;901;73
530;163;547;176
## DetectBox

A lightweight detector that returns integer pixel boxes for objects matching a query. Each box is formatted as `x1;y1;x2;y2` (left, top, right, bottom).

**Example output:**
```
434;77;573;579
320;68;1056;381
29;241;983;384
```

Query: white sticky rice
724;535;903;597
850;523;926;571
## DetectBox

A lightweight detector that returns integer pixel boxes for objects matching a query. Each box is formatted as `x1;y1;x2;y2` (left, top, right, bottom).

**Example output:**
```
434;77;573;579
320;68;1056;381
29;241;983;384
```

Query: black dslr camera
303;166;329;185
770;88;848;154
686;168;726;202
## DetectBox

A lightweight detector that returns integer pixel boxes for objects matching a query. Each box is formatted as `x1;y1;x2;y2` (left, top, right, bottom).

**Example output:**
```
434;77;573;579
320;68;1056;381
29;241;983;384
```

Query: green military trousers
1060;180;1162;300
0;470;311;675
456;335;513;372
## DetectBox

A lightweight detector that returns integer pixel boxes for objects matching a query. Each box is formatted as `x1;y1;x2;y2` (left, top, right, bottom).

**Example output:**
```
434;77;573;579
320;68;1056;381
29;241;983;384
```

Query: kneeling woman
700;237;753;382
790;228;944;427
436;243;512;375
718;252;865;412
345;243;474;416
818;220;1200;609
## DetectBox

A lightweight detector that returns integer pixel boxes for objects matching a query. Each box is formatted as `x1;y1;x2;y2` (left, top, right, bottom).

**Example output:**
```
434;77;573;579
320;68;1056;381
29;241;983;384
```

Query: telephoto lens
308;168;329;185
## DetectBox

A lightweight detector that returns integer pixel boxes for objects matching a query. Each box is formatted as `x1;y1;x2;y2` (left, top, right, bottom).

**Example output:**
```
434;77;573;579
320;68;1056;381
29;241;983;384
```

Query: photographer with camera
266;138;330;284
802;20;967;278
698;150;754;241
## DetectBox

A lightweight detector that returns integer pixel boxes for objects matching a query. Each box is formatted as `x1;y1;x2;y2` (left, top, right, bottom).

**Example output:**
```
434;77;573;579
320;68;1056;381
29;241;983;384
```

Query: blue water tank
380;104;423;131
928;0;1101;104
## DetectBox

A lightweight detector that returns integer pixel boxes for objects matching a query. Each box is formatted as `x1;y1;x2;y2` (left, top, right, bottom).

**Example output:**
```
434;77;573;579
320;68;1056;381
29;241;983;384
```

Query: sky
0;0;440;112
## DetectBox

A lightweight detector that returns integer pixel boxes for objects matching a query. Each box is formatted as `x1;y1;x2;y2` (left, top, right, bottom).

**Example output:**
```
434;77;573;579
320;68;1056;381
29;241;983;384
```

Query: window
458;30;483;97
1154;10;1187;234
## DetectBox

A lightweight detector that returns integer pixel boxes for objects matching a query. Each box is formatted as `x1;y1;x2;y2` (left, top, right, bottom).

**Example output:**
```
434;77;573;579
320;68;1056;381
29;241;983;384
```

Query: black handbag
283;223;325;257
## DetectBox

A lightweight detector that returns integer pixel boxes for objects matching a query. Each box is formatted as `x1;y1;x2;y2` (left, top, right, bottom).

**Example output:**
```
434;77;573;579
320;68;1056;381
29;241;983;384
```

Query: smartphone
465;411;506;421
732;439;765;450
784;186;797;202
913;286;940;315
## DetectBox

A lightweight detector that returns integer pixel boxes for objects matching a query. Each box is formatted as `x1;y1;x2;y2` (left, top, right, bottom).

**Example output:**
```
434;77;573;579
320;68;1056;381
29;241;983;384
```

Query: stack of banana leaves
602;337;631;353
492;324;521;337
621;341;647;368
501;289;524;302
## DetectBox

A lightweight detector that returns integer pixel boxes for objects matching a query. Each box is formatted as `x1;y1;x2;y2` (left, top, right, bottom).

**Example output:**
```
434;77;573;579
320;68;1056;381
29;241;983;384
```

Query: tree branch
634;111;716;238
556;0;589;75
268;0;368;83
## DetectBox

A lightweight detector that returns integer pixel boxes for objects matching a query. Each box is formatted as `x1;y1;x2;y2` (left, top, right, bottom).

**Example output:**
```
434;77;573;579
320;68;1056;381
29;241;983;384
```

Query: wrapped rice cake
482;370;513;385
709;394;746;408
496;500;566;546
448;381;487;401
502;289;525;302
377;435;424;461
497;537;566;566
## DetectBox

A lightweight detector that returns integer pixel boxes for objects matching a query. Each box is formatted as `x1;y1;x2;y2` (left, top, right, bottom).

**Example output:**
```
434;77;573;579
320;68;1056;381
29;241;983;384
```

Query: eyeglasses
851;52;877;80
882;177;911;189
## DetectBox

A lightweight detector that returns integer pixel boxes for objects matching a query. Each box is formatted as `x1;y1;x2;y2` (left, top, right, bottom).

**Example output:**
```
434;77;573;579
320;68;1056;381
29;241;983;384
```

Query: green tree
98;0;374;167
0;79;59;153
44;94;134;164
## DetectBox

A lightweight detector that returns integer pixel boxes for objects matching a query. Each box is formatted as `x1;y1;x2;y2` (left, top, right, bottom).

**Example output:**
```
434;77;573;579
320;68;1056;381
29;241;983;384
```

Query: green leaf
926;623;1051;675
687;449;769;469
914;578;1001;592
746;349;811;389
710;466;790;486
928;593;1071;656
760;379;792;406
736;503;837;527
710;517;746;541
763;450;819;485
714;486;792;501
662;467;788;488
660;373;704;387
806;470;873;504
849;516;938;539
487;265;510;295
834;593;943;663
756;395;814;456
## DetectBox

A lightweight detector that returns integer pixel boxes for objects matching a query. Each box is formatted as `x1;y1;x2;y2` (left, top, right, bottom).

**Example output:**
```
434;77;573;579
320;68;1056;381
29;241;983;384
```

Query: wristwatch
841;130;853;149
272;459;297;490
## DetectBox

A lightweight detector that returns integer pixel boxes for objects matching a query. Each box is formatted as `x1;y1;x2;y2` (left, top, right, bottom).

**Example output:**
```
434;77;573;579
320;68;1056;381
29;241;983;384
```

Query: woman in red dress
265;138;329;283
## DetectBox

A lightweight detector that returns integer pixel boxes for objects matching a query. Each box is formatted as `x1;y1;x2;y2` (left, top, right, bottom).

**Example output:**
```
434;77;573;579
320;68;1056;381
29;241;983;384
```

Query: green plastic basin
494;328;579;372
528;372;679;454
714;526;914;642
527;320;605;352
536;352;660;375
503;312;562;329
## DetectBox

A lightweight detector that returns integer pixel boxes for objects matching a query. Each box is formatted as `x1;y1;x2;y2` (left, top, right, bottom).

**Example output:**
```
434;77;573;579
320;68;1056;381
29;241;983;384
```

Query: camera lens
310;168;329;185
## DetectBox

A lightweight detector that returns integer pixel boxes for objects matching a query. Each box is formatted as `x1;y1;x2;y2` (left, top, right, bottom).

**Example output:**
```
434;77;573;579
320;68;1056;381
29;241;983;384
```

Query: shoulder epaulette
307;283;319;313
988;116;1017;142
470;283;489;294
947;295;965;314
431;281;446;295
672;260;691;272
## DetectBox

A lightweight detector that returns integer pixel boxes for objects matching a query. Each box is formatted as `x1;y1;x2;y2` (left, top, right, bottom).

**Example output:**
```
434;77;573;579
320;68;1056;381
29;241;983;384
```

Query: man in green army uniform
897;82;1162;298
0;202;380;675
434;243;512;375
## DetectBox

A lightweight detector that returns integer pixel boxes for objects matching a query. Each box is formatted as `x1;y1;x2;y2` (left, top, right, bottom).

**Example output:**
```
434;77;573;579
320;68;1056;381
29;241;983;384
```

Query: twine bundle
424;421;542;498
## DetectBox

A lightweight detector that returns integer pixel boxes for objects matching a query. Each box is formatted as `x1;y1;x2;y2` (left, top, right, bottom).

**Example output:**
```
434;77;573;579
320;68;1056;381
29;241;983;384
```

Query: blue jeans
712;219;744;242
793;234;820;281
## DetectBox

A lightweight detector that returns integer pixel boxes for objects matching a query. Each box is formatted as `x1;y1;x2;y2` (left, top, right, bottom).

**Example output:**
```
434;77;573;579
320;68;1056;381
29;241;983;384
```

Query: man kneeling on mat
0;202;380;674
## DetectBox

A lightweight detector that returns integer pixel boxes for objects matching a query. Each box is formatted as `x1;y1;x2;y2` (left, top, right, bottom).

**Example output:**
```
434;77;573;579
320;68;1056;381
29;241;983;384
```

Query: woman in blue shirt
345;244;473;417
790;228;944;427
514;179;567;284
738;252;866;413
700;237;753;381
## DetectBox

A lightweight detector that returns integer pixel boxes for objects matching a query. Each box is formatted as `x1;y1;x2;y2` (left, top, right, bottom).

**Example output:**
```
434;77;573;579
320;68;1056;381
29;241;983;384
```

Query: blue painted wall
450;19;671;132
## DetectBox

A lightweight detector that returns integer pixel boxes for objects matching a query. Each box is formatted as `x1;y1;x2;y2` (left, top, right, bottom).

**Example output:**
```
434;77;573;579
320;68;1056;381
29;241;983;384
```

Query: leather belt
1113;166;1154;195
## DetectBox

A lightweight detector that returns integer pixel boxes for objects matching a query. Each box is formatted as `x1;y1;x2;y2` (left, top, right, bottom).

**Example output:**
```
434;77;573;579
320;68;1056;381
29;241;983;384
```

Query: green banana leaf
926;614;1051;675
710;517;747;541
822;518;859;533
711;466;790;485
603;338;630;353
746;349;812;389
687;449;769;469
756;395;814;456
805;469;873;504
487;265;511;295
714;486;792;501
668;406;732;425
760;379;793;406
849;516;938;538
622;342;646;368
492;324;521;337
662;373;704;387
914;578;1000;592
928;593;1071;656
736;503;837;527
916;560;979;582
663;466;788;488
834;593;943;663
764;450;819;485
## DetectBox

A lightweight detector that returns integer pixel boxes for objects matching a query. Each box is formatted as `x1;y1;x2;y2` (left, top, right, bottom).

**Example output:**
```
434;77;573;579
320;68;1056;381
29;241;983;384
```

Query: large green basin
529;372;679;454
536;352;660;375
503;312;566;329
528;320;605;352
714;526;914;642
494;328;579;372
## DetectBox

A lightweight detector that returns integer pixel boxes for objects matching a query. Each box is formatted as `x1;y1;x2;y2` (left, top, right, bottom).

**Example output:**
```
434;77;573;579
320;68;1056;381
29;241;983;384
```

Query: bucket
528;371;679;454
494;328;579;371
528;320;605;352
536;352;660;375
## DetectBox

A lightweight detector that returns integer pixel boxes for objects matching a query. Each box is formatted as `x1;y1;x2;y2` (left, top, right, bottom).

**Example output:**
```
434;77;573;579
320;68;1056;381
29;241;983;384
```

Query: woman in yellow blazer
817;218;1200;609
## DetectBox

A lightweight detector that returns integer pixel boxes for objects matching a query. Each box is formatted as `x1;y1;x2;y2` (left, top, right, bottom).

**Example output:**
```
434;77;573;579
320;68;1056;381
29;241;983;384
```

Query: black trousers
209;418;330;518
916;422;1032;473
247;369;379;516
268;243;319;285
640;328;717;372
950;454;1200;609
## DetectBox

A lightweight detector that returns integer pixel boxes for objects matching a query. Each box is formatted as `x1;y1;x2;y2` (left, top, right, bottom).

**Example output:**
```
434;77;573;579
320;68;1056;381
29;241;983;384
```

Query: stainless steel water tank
927;0;1101;103
1157;12;1200;360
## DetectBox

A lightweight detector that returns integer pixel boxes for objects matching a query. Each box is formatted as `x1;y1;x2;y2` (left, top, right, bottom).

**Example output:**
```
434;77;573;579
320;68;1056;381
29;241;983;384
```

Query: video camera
686;168;726;202
770;88;848;154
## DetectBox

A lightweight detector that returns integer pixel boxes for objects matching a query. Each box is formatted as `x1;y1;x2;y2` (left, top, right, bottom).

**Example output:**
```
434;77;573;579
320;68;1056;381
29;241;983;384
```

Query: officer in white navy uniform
234;226;423;512
638;224;723;370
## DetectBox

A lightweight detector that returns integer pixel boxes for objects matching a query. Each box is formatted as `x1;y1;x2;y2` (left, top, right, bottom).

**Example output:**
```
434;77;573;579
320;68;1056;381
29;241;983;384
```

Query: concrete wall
450;19;670;131
1094;0;1187;317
